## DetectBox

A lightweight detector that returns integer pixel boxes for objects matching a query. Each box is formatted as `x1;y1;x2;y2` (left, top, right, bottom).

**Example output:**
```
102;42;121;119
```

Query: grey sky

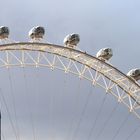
0;0;140;140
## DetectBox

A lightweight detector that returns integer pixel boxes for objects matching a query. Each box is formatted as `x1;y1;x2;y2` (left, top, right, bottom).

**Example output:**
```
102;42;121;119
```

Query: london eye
0;26;139;140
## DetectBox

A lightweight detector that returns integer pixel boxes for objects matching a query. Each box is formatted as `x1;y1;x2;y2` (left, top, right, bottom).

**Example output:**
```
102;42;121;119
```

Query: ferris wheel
0;26;140;140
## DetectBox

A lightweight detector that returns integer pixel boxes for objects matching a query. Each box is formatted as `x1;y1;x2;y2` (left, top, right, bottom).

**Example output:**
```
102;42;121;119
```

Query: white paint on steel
0;42;139;119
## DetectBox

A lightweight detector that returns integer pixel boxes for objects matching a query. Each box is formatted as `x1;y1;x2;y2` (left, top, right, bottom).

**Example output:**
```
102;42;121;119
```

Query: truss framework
0;42;140;119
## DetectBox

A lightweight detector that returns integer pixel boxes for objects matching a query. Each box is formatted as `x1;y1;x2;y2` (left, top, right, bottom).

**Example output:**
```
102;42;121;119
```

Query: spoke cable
22;67;37;140
96;102;119;140
0;92;7;140
33;67;42;140
71;84;93;140
87;94;107;140
48;72;55;140
7;68;20;140
111;112;130;140
0;88;18;140
125;124;140;140
59;73;69;140
65;79;82;140
53;73;68;140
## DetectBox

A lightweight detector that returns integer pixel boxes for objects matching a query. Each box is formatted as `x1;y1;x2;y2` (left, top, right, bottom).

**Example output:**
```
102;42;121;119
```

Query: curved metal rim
0;42;139;86
0;42;139;106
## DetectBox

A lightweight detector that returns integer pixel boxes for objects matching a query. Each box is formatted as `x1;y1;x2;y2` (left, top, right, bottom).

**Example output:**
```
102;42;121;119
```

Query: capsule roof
96;48;113;61
29;26;45;39
63;33;80;48
0;26;9;39
127;68;140;81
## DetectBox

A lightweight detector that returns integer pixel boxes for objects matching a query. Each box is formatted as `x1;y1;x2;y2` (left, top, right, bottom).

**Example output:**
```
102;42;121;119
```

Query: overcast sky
0;0;140;140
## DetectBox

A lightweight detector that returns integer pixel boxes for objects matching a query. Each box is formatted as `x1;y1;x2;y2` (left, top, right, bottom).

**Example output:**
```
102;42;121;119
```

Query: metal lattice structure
0;42;139;120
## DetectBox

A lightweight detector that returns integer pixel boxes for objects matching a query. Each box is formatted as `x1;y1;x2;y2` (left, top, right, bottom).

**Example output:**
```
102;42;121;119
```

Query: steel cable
22;67;37;140
111;112;130;140
0;88;18;140
7;68;20;140
96;102;119;140
87;94;107;140
125;124;140;140
71;83;93;140
65;78;82;140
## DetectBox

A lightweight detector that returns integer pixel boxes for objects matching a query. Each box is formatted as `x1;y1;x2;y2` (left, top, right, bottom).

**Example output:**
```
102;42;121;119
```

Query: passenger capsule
63;33;80;48
127;69;140;81
96;48;113;61
29;26;45;39
0;26;9;39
